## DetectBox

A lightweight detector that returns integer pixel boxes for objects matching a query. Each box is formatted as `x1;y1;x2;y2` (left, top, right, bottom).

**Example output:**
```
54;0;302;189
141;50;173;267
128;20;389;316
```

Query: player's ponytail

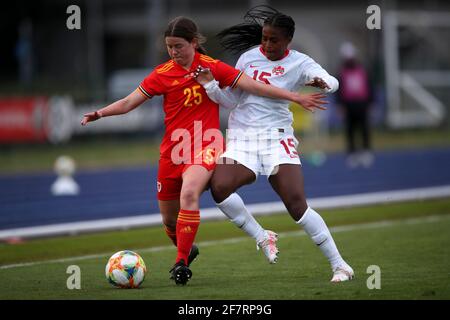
217;5;295;55
164;16;207;54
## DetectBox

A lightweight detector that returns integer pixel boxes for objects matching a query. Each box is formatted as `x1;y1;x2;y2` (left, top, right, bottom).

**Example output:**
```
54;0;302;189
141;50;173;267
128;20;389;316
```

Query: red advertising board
0;97;49;143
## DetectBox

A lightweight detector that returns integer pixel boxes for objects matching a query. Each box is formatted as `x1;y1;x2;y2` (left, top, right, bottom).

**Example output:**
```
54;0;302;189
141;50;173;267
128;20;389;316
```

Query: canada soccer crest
272;66;285;75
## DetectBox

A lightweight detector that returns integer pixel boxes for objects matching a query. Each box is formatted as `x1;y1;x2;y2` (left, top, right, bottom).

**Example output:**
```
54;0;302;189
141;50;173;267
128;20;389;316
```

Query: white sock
297;207;345;270
216;193;266;243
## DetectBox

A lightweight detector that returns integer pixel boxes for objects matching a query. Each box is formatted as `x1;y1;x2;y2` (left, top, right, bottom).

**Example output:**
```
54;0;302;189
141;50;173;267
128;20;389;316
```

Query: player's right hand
294;93;328;112
81;111;102;126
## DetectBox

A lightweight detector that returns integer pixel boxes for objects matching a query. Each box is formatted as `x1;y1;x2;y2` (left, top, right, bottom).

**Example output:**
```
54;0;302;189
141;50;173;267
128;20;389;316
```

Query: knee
284;194;308;221
180;187;200;208
210;177;234;203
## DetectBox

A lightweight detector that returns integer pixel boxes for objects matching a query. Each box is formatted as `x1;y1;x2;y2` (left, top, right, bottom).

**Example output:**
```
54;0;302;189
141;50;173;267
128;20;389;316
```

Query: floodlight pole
146;0;164;68
87;0;105;101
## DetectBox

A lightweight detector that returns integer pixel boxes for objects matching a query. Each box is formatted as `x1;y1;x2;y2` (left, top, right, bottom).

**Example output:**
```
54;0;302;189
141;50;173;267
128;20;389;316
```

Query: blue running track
1;147;450;230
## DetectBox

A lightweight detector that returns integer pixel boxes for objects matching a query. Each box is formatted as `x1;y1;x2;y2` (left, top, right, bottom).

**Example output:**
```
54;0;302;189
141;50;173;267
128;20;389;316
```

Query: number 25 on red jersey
183;85;203;107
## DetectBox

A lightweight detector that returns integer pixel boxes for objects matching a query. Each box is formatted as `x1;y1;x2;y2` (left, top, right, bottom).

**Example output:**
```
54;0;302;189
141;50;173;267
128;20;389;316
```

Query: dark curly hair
217;5;295;55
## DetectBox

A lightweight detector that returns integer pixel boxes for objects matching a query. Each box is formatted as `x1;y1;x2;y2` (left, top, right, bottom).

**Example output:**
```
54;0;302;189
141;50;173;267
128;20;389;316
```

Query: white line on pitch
1;185;449;240
1;214;448;270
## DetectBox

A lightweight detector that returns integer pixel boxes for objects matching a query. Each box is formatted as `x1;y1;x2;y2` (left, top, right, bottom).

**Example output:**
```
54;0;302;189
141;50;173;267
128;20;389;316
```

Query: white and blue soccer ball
105;250;147;288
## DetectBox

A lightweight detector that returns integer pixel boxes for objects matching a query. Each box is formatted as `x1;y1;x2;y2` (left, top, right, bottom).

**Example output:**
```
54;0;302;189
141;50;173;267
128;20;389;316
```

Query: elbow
327;77;339;93
333;78;339;93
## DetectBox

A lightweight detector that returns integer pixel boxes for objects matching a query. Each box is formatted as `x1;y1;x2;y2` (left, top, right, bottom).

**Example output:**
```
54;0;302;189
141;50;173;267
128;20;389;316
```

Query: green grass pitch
0;198;449;300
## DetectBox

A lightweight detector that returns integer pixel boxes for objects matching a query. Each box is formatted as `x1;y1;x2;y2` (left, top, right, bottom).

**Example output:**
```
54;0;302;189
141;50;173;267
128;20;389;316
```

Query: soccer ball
105;250;147;288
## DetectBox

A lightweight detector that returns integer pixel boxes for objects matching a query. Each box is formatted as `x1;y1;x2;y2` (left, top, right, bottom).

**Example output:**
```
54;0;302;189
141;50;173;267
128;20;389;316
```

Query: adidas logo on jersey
171;80;180;86
272;66;285;75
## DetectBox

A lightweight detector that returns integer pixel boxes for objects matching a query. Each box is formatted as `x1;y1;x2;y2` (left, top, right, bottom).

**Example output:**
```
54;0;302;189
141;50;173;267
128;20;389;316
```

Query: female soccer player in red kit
81;16;327;285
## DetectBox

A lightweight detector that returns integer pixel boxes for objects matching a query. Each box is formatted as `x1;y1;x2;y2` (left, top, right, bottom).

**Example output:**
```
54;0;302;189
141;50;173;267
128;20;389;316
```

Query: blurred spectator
15;19;34;86
336;42;374;168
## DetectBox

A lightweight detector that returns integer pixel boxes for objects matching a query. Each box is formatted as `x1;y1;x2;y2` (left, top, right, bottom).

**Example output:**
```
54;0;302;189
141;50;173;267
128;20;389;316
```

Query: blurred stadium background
1;0;450;241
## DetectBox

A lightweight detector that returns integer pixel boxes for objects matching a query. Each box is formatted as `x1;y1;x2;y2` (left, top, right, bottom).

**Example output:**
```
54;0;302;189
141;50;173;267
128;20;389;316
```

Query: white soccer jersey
205;46;338;133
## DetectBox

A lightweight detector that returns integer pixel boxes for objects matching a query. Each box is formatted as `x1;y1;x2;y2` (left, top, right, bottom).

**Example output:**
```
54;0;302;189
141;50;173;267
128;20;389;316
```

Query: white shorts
220;128;301;178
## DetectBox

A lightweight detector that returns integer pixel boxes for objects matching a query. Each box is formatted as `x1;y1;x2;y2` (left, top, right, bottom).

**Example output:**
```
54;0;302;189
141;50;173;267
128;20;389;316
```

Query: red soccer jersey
139;52;242;159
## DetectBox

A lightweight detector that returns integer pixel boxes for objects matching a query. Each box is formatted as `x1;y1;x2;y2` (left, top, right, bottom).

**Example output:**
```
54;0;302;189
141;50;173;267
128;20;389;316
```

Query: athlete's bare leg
210;159;256;203
158;199;180;232
180;165;213;210
268;164;308;221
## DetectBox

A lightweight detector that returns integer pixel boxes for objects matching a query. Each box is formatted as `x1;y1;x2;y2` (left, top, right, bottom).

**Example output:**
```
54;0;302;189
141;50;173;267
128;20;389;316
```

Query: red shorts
157;147;221;201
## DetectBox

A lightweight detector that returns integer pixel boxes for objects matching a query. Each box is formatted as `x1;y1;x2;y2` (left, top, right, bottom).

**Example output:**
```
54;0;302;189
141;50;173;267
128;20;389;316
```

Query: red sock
176;209;200;264
164;225;177;247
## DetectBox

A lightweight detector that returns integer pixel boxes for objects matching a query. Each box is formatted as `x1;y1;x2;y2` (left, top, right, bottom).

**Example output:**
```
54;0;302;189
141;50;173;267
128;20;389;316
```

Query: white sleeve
235;54;246;71
203;80;240;110
299;57;339;93
200;52;246;109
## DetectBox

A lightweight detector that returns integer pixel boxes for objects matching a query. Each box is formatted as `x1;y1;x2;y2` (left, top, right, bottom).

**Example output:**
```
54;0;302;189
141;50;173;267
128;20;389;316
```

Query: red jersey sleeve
138;70;165;98
211;61;243;89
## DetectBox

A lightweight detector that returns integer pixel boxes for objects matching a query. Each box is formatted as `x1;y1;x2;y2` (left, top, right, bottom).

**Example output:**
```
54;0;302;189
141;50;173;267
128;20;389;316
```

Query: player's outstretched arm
193;67;239;109
236;73;328;112
302;57;339;93
81;89;147;126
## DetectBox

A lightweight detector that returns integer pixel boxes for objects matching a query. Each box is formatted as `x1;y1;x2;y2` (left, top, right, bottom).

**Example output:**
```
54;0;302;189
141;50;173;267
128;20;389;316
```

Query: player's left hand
81;111;102;126
305;77;330;90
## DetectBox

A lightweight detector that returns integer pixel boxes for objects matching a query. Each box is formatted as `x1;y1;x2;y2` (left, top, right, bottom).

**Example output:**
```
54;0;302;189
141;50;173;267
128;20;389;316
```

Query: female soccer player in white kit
194;6;354;282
